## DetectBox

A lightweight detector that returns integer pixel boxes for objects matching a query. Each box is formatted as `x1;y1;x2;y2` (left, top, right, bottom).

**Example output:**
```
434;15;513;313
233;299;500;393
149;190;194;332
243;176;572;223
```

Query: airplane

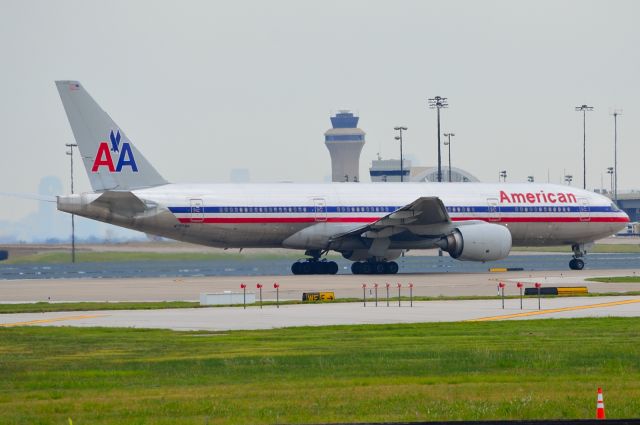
55;81;629;275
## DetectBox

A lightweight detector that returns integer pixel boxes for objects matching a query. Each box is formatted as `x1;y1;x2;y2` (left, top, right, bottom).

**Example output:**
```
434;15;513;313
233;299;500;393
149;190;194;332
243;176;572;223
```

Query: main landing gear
351;261;399;275
291;250;338;275
569;244;586;270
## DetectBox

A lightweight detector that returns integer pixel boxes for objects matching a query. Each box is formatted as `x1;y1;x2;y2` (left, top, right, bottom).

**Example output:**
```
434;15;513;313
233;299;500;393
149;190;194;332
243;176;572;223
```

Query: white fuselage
61;182;628;251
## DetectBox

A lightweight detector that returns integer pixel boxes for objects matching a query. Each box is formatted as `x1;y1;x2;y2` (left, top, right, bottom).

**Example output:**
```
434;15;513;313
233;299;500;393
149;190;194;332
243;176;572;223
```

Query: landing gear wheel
569;258;584;270
385;261;399;274
351;262;362;275
361;262;372;274
291;262;302;275
327;261;339;275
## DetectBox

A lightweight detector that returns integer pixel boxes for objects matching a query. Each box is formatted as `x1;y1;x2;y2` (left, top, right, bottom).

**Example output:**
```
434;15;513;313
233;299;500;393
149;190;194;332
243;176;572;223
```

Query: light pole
607;167;614;194
575;104;594;190
65;143;78;263
527;176;534;183
499;170;507;182
394;126;407;182
564;174;573;186
443;132;455;182
611;109;622;205
428;96;448;182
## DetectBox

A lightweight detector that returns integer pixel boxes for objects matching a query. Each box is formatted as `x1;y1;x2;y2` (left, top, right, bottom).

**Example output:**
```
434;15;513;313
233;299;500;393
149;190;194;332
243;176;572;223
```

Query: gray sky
1;0;638;221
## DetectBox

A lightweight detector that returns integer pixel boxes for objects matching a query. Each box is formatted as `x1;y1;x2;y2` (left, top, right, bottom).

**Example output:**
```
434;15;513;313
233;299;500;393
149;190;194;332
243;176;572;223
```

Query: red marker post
386;283;390;307
256;283;263;309
374;283;379;307
273;283;280;308
362;284;367;307
397;283;402;307
516;282;523;310
240;283;247;309
535;282;542;310
499;282;505;309
409;283;414;307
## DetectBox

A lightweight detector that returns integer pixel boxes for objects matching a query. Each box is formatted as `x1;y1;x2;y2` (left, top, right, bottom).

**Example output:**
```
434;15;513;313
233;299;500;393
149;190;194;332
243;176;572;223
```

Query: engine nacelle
438;223;512;262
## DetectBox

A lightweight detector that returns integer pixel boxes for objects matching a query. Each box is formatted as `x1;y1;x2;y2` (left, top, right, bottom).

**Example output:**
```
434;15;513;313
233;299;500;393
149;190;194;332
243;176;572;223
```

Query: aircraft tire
291;262;302;275
384;261;399;274
327;261;339;275
569;258;584;270
351;262;362;274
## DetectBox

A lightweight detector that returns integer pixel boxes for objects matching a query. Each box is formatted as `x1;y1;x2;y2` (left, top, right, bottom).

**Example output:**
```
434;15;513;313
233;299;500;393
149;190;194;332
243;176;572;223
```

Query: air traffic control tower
324;111;365;182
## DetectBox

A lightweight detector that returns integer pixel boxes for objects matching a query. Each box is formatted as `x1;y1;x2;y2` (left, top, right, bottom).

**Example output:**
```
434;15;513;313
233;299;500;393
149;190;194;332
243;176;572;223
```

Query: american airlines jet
55;81;629;275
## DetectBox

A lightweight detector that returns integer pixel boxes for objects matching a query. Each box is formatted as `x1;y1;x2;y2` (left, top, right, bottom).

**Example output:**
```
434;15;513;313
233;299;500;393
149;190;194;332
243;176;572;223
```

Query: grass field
4;291;640;314
3;250;308;264
1;318;639;424
512;244;640;253
586;276;640;283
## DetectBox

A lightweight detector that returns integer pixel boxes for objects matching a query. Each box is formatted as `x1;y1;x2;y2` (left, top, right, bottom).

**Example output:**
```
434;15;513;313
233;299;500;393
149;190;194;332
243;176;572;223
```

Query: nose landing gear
569;244;586;270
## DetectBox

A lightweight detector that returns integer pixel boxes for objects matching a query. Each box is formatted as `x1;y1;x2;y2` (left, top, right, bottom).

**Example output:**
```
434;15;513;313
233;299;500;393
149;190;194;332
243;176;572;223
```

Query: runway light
499;282;505;309
535;282;542;310
240;284;247;309
517;282;523;310
362;284;367;307
386;283;391;307
397;283;402;307
409;283;413;307
256;284;263;309
274;283;280;308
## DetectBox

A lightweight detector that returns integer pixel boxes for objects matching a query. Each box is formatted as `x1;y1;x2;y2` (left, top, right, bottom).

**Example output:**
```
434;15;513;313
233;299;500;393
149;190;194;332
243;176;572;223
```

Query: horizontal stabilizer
91;191;147;217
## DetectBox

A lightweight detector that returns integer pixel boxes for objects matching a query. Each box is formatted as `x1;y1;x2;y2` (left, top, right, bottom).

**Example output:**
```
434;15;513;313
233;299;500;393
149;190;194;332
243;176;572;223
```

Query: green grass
512;244;640;253
1;318;640;424
586;276;640;283
0;301;201;314
4;292;640;314
3;250;314;264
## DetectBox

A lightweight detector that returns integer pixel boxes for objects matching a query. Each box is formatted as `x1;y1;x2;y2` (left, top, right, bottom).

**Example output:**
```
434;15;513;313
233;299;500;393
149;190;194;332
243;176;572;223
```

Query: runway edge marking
466;298;640;322
0;314;108;327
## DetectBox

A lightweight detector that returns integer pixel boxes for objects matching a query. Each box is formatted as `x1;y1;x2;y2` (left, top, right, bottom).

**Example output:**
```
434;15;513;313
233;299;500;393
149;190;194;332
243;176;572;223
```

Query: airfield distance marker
274;283;280;308
517;282;523;310
240;283;247;309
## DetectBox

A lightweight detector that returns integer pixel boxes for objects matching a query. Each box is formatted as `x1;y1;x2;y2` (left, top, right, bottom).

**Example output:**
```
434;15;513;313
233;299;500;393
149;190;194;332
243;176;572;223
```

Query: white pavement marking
0;296;639;331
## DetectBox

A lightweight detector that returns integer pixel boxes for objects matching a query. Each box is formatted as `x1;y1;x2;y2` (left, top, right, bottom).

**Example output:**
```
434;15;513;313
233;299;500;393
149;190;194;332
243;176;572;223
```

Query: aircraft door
578;198;590;222
313;198;327;222
487;198;500;222
190;198;204;223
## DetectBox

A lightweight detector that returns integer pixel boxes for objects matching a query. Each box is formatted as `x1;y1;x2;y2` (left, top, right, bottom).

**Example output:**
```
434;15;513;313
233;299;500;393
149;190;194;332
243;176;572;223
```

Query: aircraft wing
330;196;452;242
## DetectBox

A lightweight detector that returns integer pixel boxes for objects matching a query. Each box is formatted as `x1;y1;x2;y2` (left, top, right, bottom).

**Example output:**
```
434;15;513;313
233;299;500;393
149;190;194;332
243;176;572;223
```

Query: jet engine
437;223;512;262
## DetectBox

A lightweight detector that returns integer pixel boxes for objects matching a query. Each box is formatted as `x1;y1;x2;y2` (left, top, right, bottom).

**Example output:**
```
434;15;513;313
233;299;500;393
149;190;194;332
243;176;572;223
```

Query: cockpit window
610;202;621;212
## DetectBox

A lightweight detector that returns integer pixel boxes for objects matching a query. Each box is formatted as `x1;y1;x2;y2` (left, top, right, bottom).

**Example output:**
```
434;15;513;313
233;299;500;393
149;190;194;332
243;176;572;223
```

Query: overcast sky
1;0;638;221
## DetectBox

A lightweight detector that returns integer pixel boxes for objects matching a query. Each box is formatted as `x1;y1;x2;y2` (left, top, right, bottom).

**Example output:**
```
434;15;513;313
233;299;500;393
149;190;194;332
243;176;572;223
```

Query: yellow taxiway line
468;298;640;322
0;314;107;327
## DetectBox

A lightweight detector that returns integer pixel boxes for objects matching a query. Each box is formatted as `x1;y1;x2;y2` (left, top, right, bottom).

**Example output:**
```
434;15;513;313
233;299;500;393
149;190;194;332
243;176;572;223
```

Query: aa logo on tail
92;130;138;172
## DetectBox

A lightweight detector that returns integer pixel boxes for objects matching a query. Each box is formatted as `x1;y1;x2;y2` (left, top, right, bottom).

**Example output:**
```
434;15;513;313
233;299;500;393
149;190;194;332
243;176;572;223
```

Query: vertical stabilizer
55;81;168;192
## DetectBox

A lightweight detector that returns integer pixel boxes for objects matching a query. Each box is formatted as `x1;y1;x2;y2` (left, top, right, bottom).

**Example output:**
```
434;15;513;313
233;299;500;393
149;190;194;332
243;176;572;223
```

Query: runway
1;296;639;331
3;252;640;280
1;269;639;303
